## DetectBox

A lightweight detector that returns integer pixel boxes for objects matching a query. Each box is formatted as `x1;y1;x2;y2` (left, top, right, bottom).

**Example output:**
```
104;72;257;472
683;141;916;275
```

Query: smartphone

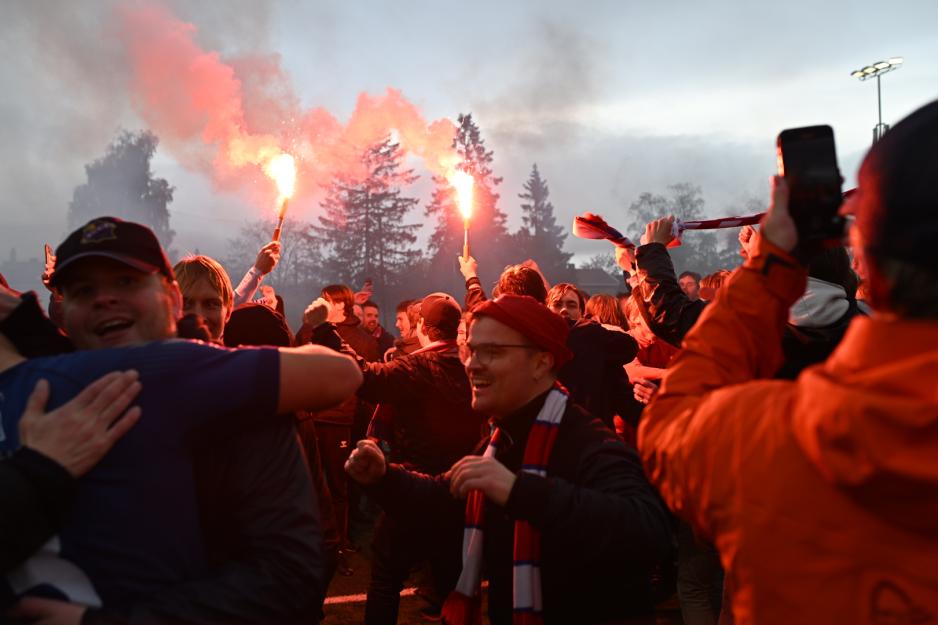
776;125;845;244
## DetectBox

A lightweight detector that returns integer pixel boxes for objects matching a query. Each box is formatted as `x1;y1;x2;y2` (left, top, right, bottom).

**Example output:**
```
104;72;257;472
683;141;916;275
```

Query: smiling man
3;216;362;625
346;294;671;625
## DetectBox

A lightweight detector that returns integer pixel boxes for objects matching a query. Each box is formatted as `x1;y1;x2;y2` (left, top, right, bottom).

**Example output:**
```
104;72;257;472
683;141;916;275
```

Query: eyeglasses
459;342;540;365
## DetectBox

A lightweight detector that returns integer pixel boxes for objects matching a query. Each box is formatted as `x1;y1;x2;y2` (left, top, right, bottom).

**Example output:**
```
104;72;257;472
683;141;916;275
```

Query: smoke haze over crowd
2;0;937;293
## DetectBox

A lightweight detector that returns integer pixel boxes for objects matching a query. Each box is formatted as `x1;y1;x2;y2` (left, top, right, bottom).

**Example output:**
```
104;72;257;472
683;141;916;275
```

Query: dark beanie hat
471;294;573;370
854;98;938;267
224;303;293;348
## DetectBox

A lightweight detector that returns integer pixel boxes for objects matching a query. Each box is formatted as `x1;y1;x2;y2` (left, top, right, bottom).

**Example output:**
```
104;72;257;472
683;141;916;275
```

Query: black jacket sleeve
309;323;344;352
367;463;464;528
504;423;672;570
634;243;707;347
356;356;422;405
464;277;487;312
0;448;77;573
84;418;325;625
0;292;73;357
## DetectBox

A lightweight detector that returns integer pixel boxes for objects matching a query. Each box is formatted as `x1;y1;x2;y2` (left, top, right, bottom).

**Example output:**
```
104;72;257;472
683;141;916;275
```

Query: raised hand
641;216;676;247
761;176;797;253
615;244;636;271
254;241;282;275
303;297;332;329
738;225;758;259
458;254;479;280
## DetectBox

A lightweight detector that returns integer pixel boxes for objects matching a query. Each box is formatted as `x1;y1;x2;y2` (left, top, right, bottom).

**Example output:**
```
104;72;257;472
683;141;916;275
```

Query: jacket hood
788;277;849;328
791;316;938;533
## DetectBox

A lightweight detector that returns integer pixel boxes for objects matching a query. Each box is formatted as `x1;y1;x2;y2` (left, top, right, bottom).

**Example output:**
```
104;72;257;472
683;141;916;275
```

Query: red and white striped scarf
572;210;764;249
441;387;568;625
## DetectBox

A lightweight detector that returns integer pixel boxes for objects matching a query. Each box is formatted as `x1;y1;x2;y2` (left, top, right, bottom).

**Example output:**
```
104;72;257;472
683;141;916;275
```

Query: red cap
471;294;573;370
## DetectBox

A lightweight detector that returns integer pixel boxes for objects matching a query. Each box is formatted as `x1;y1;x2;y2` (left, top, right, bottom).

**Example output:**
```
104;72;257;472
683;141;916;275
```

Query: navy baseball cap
50;217;175;287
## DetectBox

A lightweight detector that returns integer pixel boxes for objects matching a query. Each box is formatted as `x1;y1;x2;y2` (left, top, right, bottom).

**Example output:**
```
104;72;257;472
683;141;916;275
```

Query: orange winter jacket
638;236;938;625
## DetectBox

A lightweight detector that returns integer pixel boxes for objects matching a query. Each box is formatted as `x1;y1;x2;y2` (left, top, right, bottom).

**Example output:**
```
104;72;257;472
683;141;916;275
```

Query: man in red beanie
346;294;671;625
639;99;938;624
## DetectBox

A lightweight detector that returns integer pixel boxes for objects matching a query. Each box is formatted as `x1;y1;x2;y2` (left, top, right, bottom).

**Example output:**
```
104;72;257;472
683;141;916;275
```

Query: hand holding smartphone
776;125;846;251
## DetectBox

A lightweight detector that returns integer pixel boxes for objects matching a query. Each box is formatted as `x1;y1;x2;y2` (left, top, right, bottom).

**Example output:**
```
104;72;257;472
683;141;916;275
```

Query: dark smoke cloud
474;18;608;151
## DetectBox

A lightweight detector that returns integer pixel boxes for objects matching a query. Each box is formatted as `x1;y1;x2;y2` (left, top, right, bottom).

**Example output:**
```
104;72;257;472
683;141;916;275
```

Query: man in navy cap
1;216;361;625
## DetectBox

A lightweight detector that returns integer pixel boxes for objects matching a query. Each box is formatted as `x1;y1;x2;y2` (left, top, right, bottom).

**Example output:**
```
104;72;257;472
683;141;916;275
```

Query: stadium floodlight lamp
850;57;904;144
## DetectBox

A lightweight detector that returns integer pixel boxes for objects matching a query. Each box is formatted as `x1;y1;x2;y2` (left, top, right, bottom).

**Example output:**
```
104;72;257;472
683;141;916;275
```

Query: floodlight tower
850;57;903;143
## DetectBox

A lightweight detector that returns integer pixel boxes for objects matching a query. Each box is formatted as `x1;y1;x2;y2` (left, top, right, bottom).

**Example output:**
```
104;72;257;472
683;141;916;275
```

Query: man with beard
362;300;396;358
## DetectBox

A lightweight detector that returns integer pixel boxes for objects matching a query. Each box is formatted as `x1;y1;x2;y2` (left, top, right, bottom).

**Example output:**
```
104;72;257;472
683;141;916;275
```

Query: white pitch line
324;587;416;605
324;581;487;606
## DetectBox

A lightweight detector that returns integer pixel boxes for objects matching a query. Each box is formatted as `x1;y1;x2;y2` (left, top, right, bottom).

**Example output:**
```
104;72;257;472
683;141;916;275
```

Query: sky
2;0;937;293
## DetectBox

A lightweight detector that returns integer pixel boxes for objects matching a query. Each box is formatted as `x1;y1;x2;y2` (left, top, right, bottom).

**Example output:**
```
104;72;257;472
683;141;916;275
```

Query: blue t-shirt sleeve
115;340;280;433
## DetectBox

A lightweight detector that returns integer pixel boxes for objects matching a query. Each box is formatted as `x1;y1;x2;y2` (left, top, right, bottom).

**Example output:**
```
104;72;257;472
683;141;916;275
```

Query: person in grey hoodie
777;245;865;379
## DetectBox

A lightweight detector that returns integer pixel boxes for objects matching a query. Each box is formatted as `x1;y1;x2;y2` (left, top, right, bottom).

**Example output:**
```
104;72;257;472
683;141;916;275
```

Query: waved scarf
573;210;764;249
441;387;568;625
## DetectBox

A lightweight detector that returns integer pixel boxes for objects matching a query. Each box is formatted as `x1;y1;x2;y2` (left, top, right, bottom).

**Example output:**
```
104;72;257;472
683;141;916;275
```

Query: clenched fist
303;297;332;329
345;439;387;485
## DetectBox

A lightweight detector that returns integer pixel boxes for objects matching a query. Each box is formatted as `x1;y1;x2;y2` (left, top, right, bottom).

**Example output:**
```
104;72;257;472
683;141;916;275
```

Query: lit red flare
266;153;297;241
448;170;475;259
265;153;297;208
448;170;474;223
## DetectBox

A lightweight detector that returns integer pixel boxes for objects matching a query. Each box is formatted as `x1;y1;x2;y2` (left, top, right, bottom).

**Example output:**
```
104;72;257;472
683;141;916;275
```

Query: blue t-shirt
0;339;279;607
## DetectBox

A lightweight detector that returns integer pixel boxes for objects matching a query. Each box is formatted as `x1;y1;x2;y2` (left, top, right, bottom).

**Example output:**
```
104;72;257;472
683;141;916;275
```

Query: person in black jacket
616;218;708;349
295;284;379;576
330;292;487;624
346;295;672;625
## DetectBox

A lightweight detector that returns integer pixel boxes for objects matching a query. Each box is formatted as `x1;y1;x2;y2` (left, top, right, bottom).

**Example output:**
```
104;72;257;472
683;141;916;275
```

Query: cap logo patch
81;220;118;245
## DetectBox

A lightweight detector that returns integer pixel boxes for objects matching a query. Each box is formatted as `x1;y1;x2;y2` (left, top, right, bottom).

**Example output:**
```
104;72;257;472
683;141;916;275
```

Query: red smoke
116;2;458;212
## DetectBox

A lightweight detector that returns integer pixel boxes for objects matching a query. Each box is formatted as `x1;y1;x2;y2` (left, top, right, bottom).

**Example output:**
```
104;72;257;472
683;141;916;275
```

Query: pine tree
314;137;421;290
69;130;175;249
425;113;509;292
515;164;573;283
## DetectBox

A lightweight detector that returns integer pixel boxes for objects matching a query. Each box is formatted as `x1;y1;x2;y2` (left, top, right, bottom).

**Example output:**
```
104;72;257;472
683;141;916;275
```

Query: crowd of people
1;99;936;625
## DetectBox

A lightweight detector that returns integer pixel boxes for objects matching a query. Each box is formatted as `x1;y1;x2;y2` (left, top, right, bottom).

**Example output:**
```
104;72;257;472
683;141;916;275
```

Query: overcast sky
3;0;937;291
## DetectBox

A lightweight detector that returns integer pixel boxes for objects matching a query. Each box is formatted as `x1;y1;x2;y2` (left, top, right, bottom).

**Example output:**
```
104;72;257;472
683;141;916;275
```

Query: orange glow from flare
265;153;297;204
449;170;474;221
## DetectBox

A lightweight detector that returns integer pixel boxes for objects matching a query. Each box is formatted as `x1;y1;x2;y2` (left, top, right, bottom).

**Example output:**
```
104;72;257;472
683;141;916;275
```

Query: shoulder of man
389;348;464;380
554;399;631;462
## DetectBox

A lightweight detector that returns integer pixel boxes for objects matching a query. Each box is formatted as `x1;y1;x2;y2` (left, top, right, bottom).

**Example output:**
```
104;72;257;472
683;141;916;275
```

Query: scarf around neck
441;386;568;625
